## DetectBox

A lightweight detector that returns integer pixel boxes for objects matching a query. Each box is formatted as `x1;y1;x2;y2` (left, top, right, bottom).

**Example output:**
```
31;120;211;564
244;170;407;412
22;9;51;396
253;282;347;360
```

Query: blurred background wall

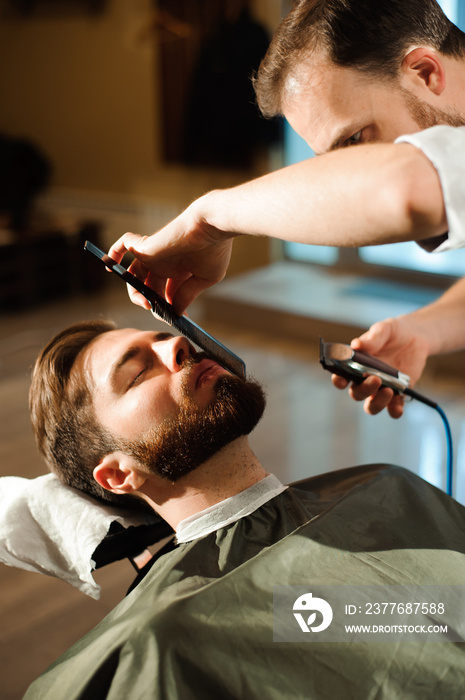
0;0;282;273
0;0;159;194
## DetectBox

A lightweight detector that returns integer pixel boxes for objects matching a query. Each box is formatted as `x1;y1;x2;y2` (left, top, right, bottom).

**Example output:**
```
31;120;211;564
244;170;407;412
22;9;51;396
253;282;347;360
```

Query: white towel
0;473;151;599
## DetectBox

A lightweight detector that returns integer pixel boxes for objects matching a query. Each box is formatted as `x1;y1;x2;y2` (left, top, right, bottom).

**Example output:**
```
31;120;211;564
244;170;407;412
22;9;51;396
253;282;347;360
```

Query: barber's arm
334;276;465;417
109;142;446;315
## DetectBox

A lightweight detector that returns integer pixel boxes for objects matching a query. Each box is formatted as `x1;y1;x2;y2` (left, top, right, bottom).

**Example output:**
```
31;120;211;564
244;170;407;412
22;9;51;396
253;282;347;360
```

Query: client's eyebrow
109;332;173;388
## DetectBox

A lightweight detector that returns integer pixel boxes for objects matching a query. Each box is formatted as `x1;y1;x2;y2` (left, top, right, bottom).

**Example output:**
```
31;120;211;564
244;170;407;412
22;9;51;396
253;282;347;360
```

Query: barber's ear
93;452;147;494
401;47;446;95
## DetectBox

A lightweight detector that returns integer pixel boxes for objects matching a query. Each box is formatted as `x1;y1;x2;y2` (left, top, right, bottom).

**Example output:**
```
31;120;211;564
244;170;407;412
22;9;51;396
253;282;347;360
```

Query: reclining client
24;320;465;700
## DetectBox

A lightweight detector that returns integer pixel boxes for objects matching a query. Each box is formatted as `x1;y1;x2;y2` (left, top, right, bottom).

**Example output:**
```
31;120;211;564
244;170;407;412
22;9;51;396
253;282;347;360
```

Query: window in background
284;0;465;279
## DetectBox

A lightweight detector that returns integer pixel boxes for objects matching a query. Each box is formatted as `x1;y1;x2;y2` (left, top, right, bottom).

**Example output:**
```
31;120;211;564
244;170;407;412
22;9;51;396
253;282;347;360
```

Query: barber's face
283;58;464;155
80;328;230;440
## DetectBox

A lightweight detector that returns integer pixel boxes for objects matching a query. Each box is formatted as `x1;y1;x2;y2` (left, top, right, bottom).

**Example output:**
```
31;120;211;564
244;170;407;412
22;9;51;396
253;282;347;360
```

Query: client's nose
157;335;194;372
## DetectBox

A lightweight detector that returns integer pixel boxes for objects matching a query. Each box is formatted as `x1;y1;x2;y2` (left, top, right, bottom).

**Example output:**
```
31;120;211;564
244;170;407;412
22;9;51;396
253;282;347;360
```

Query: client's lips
194;359;228;389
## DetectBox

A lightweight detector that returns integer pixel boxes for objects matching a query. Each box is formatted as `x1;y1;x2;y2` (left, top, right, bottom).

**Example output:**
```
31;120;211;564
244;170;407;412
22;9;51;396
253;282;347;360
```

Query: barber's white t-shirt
396;125;465;253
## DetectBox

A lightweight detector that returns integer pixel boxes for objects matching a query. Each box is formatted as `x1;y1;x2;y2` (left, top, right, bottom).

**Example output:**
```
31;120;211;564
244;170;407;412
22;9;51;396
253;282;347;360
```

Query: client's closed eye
130;367;147;387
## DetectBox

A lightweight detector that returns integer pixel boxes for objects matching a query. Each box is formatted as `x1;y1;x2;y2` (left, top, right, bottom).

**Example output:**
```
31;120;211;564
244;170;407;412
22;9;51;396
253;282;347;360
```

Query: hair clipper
319;337;410;393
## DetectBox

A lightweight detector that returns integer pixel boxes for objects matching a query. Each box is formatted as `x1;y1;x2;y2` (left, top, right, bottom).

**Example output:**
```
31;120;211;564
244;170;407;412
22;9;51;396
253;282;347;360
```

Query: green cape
24;465;465;699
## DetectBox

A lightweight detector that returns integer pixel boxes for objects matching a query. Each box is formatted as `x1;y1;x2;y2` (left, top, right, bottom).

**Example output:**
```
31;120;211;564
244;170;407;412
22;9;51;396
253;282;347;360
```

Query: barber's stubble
119;356;266;482
400;85;465;129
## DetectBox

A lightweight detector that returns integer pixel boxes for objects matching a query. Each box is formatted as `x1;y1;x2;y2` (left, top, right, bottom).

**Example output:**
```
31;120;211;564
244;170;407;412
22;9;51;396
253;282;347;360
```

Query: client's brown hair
29;320;144;511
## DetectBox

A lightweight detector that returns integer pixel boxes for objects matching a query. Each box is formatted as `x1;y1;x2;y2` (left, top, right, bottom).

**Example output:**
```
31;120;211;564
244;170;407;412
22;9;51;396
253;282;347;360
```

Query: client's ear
93;452;147;494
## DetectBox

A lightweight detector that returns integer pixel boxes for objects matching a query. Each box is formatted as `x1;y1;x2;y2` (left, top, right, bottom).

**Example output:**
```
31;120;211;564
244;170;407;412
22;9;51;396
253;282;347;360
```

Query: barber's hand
331;317;430;418
108;196;235;315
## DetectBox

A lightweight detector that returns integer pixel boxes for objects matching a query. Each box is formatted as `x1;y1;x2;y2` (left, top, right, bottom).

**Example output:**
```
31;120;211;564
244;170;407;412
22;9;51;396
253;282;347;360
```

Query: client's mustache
179;351;222;399
182;351;212;368
180;351;233;377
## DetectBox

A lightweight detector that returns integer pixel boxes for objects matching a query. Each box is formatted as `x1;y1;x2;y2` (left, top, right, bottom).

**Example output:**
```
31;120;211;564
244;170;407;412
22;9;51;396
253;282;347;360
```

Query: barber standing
109;0;465;419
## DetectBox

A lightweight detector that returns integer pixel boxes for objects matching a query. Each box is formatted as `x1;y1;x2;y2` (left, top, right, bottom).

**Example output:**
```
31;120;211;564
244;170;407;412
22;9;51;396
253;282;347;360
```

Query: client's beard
119;358;266;482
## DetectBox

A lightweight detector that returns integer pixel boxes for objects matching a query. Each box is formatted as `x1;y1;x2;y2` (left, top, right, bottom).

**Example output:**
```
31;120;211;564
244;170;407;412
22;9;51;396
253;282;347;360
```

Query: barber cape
24;465;465;700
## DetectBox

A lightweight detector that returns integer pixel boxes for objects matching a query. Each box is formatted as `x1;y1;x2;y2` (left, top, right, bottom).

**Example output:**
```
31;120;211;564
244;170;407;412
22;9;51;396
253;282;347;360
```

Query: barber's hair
29;320;146;512
255;0;465;117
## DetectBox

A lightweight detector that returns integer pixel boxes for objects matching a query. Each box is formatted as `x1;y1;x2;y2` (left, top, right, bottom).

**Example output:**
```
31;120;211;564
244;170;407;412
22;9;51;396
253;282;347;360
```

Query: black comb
84;241;246;379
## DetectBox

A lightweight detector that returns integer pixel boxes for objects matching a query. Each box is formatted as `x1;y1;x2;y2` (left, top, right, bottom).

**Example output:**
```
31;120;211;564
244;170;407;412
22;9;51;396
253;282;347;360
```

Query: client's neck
139;436;268;530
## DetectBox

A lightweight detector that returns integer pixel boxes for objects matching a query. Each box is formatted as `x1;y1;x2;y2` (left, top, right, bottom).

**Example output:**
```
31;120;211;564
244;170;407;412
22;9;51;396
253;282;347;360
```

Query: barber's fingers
363;387;404;419
348;375;383;401
166;275;216;316
331;374;349;390
348;377;404;417
106;234;153;309
122;257;205;316
333;370;406;417
128;258;169;296
124;259;151;309
332;374;382;398
108;232;147;263
386;394;405;419
351;319;395;355
124;286;151;310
